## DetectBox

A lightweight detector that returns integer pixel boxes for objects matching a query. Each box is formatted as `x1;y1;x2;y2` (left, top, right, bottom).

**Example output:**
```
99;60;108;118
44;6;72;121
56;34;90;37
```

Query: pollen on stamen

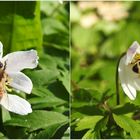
131;54;140;64
134;53;140;60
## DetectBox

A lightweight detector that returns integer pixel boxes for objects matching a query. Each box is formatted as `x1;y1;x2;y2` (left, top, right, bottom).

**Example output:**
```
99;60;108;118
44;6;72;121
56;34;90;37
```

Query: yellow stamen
131;53;140;64
4;74;13;92
6;76;12;85
134;53;140;60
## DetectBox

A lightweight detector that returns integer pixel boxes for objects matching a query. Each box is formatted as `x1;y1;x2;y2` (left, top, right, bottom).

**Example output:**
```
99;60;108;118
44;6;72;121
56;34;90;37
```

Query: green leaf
41;2;59;16
39;54;58;70
5;117;30;128
33;121;68;139
42;18;68;35
62;127;70;139
93;116;108;139
73;105;103;116
5;127;28;139
59;70;70;94
26;69;60;87
0;1;42;54
5;110;68;132
29;95;66;109
112;103;138;115
72;88;108;108
75;116;103;131
2;107;11;123
48;80;69;101
42;12;69;52
82;129;94;139
32;87;49;97
113;114;140;138
0;132;7;139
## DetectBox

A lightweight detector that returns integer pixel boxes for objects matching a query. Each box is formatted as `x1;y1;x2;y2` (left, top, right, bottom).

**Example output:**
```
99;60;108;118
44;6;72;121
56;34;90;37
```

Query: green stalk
116;53;126;105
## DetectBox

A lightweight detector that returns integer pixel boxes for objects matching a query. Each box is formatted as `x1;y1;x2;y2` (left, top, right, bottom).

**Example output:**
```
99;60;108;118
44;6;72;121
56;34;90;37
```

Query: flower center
0;72;12;98
134;53;140;59
0;62;12;98
131;53;140;64
131;53;140;74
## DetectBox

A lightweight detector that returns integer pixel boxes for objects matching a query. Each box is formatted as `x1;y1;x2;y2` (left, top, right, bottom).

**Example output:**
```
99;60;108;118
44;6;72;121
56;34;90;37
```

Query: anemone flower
119;41;140;100
0;42;38;115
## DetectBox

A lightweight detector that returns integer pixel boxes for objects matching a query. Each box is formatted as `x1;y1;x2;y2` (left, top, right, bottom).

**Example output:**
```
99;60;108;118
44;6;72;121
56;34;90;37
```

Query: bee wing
0;93;32;115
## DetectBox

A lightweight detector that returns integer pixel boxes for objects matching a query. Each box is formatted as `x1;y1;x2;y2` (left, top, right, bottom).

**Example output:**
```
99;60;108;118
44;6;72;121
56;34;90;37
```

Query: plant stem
116;53;126;105
0;108;5;134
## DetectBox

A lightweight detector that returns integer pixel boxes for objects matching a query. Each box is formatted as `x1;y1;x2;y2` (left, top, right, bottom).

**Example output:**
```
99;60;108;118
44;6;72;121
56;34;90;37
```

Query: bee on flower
119;41;140;100
0;42;38;115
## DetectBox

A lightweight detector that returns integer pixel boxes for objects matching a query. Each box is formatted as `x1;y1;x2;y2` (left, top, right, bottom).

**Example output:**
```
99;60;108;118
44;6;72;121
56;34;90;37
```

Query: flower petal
0;93;32;115
119;56;136;100
8;72;33;94
0;42;3;59
130;77;140;91
126;41;140;65
121;83;136;100
3;50;38;73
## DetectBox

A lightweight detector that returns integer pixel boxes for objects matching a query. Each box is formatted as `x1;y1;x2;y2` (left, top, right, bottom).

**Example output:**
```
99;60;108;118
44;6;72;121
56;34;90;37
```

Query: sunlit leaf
0;1;42;54
75;116;103;131
5;110;68;132
113;114;140;138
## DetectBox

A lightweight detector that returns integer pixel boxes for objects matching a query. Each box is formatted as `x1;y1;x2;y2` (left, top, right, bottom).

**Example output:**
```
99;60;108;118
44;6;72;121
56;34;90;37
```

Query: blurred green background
2;1;140;139
0;1;70;139
71;1;140;139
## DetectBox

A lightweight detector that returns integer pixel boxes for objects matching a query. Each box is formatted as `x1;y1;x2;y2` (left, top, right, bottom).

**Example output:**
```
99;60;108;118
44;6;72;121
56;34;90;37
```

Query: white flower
0;42;38;115
119;41;140;100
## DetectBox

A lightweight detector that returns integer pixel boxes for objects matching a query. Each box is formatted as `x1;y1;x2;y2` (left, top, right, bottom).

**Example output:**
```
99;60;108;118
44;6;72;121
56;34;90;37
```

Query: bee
0;80;5;98
132;60;140;73
0;61;7;98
